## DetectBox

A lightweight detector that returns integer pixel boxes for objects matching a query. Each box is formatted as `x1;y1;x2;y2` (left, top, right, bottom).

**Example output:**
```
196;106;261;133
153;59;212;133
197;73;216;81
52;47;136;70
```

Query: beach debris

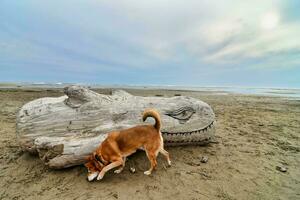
199;172;210;178
129;167;136;173
186;161;199;166
200;156;209;163
110;192;118;199
17;85;215;168
276;166;287;173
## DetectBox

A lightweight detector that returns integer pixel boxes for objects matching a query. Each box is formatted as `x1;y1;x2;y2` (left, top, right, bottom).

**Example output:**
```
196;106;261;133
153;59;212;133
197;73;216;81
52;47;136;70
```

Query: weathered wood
16;86;215;168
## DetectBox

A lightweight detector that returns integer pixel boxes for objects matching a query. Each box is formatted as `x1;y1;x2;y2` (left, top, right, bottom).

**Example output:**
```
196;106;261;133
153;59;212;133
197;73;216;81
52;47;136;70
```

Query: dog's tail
142;109;161;131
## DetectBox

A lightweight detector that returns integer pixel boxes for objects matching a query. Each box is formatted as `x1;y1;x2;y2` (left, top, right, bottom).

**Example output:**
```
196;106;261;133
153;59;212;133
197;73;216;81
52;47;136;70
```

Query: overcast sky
0;0;300;87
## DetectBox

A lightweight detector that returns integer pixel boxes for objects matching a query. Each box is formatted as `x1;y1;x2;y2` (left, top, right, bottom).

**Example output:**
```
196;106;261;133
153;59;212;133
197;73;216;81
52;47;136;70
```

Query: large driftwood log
16;86;215;168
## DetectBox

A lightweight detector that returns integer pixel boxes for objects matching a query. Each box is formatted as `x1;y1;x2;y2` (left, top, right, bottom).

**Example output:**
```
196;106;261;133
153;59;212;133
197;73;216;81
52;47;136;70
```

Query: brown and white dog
84;109;171;181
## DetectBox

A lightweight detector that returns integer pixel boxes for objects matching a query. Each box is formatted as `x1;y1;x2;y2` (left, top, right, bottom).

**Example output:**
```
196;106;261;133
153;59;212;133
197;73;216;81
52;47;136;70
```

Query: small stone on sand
276;166;287;172
130;167;136;173
200;156;208;163
112;193;118;199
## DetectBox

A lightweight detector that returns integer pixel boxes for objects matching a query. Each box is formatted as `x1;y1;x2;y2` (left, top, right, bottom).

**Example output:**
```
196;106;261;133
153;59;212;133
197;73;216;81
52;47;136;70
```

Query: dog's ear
95;154;101;162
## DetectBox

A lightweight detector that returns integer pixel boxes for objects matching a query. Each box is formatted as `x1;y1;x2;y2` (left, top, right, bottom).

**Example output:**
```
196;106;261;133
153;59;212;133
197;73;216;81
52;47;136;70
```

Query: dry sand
0;88;299;200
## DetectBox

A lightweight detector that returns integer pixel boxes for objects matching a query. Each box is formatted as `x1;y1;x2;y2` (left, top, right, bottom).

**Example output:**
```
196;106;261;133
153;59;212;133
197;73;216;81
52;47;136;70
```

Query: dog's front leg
97;160;123;180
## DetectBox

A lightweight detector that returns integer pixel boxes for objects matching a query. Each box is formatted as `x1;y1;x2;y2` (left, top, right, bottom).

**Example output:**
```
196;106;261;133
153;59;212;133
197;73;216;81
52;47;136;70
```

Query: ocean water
160;86;300;99
105;84;300;98
1;82;300;99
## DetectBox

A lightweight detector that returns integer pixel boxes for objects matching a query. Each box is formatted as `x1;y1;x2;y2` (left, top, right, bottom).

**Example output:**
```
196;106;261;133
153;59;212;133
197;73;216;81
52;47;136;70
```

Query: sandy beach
0;88;299;200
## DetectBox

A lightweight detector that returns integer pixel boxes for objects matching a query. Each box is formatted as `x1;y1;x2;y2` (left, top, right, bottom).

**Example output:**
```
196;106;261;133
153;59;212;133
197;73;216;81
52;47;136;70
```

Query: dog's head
84;153;105;181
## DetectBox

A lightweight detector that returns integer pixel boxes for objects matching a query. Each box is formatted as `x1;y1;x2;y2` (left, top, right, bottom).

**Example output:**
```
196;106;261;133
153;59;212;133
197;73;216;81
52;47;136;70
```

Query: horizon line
0;81;300;90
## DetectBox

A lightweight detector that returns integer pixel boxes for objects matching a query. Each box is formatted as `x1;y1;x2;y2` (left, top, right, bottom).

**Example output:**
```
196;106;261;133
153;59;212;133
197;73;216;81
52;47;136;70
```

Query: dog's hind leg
159;148;171;166
144;151;157;175
159;133;171;166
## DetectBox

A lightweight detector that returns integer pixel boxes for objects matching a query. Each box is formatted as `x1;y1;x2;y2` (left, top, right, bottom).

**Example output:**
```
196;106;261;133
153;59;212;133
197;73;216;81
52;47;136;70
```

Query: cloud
97;0;300;70
0;0;299;86
203;22;300;68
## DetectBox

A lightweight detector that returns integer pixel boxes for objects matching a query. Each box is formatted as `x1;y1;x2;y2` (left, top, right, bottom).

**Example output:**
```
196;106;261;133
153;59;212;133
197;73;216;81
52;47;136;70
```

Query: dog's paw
168;160;172;166
87;172;99;182
96;174;104;181
144;170;151;176
114;169;123;174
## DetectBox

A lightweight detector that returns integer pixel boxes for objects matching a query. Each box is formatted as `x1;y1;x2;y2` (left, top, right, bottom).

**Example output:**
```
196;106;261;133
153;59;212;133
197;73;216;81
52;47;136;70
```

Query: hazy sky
1;0;300;87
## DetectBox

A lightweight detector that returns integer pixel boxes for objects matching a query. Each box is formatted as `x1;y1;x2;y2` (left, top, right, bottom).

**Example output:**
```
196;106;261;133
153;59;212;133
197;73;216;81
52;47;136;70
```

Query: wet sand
0;88;299;200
